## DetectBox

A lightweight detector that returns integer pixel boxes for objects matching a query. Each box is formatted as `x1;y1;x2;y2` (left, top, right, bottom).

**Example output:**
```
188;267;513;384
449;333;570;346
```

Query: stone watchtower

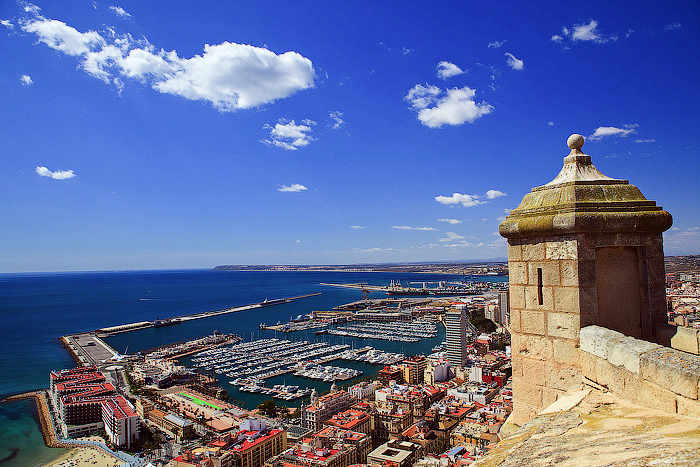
499;134;672;424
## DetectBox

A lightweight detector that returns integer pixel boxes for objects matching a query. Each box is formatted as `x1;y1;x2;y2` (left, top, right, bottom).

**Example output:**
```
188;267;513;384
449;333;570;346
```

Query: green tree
257;399;278;417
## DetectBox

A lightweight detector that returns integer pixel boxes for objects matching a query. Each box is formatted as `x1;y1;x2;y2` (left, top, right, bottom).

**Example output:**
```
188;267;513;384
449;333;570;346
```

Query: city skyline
2;0;698;272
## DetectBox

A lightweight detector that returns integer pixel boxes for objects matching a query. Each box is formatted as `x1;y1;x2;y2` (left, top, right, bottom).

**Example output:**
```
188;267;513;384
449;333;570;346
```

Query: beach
43;437;125;467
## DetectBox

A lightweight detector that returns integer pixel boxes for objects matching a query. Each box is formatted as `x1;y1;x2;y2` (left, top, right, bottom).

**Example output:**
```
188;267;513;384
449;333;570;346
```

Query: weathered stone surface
553;338;579;366
547;312;579;340
545;365;580;392
545;238;577;260
514;379;542;408
670;326;700;355
607;336;659;374
508;285;525;309
507;242;522;261
512;333;553;361
579;325;626;360
521;242;545;261
676;394;700;418
474;389;700;467
559;260;579;287
640;347;700;399
528;262;560;286
520;310;546;335
508;261;528;286
552;287;579;314
522;358;546;386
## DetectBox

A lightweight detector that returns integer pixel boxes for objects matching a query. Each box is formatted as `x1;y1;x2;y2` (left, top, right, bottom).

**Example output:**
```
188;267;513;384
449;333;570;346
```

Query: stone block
547;312;579;340
581;351;601;383
640;347;700;399
647;257;666;284
511;401;540;426
511;354;523;379
507;242;522;261
607;336;659;374
655;323;675;348
509;285;525;309
512;333;553;361
670;327;700;355
545;365;580;391
545;238;578;260
580;325;626;360
510;310;521;333
525;285;553;309
578;259;596;287
528;262;560;286
520;310;546;335
638;380;679;414
508;261;528;286
553;338;579;366
522;358;547;386
579;312;598;328
541;387;563;408
559;260;580;287
522;242;545;261
553;287;580;314
676;395;700;418
514;379;542;408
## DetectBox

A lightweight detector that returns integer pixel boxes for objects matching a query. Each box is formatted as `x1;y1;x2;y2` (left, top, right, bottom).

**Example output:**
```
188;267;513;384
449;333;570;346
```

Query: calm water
0;269;506;465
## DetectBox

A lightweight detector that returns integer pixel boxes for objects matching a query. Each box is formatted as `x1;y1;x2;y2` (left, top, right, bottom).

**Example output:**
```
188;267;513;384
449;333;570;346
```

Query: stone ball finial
567;134;585;150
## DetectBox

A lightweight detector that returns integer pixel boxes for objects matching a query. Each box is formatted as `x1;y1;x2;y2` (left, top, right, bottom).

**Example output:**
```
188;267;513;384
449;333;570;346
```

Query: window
537;268;543;306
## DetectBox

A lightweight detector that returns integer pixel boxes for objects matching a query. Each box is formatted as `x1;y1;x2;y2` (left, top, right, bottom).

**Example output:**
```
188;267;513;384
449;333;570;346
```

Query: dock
95;292;322;337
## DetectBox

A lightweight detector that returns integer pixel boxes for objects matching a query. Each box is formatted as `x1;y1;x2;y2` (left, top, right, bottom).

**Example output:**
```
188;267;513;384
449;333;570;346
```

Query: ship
152;317;181;327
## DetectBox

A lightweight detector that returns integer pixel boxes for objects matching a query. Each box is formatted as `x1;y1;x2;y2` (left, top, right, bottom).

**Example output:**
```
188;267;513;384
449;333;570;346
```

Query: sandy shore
43;437;126;467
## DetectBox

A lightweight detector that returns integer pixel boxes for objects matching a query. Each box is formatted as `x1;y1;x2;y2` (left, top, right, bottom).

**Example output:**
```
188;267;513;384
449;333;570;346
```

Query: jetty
94;292;321;337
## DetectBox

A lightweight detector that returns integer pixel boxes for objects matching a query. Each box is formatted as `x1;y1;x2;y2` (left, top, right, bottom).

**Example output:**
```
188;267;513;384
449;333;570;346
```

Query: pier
95;292;322;337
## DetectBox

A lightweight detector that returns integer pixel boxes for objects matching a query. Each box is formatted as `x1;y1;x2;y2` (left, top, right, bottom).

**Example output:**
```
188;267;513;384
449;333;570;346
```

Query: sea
0;269;507;466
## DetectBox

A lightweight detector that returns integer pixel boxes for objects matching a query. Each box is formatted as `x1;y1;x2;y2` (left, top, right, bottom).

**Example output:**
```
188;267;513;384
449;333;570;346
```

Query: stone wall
580;325;700;418
657;324;700;356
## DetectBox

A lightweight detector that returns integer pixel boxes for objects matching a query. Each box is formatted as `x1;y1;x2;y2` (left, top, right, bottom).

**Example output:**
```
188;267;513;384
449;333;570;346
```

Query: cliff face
473;386;700;466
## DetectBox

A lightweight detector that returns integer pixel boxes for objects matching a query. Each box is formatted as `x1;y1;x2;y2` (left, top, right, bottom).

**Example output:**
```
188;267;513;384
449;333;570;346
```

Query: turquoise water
0;399;68;466
0;269;506;465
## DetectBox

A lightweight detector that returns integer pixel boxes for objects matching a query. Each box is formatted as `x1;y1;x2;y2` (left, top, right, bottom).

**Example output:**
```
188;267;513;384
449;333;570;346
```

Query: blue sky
1;0;698;272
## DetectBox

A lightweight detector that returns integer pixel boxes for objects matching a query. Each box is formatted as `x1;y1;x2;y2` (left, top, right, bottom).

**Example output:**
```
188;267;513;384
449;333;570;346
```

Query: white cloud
665;23;681;31
439;232;465;242
350;225;365;230
558;19;612;44
486;189;506;199
504;52;523;70
405;84;492;128
635;138;655;143
20;74;33;85
109;6;131;18
22;18;104;56
548;121;555;126
392;226;437;231
437;61;465;79
277;183;308;192
1;19;14;29
438;218;462;224
328;111;345;129
262;119;316;150
588;124;638;141
36;165;75;179
488;40;506;48
435;193;485;207
18;11;315;111
355;247;396;253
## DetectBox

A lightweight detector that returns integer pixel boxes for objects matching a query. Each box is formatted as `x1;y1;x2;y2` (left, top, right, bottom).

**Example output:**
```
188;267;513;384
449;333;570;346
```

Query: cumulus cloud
588;124;638;141
504;52;523;70
36;165;75;179
20;74;33;85
392;226;437;231
437;61;465;79
439;232;465;242
558;19;614;44
438;218;462;224
1;19;14;29
405;84;492;128
435;193;485;207
17;8;315;111
487;40;506;48
109;6;131;18
277;183;308;192
262;118;316;150
350;225;365;230
328;111;345;129
436;189;506;207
